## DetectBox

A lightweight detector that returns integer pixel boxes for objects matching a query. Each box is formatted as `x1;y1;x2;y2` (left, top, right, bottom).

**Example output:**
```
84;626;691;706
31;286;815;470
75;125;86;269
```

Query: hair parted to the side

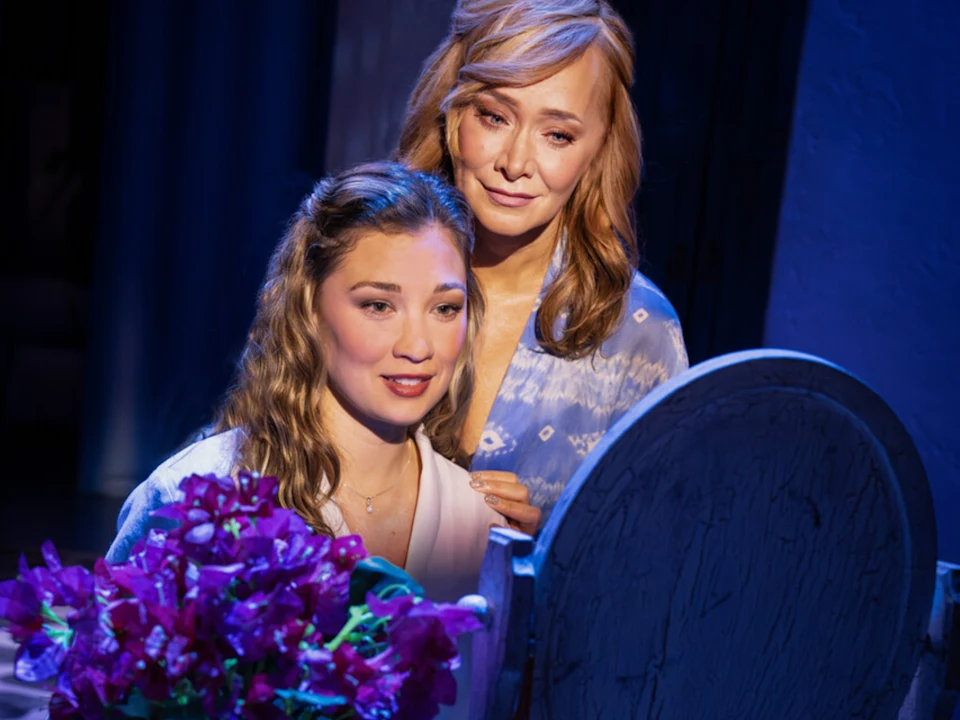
396;0;641;359
214;161;483;537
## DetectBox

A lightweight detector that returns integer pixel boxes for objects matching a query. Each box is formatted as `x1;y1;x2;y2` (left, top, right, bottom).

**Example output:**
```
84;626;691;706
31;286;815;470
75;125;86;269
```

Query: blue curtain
79;0;337;497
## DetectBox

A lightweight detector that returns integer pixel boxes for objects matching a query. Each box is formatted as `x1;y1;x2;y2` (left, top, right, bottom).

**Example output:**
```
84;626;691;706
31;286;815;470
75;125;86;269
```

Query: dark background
1;0;957;570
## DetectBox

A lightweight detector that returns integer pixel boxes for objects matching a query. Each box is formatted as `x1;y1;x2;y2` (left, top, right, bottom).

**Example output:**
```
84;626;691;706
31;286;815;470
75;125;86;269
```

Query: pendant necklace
341;439;414;514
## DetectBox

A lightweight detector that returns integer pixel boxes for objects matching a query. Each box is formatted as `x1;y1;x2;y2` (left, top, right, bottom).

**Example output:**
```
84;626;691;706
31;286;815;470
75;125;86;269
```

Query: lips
483;185;536;208
382;375;433;398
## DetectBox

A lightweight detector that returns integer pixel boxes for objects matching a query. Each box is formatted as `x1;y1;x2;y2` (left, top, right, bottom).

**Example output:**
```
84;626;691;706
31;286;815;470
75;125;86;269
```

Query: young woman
107;162;503;605
398;0;690;527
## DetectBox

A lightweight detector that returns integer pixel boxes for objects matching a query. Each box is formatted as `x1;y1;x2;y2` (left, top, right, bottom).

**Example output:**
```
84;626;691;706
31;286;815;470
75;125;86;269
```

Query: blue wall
766;0;959;560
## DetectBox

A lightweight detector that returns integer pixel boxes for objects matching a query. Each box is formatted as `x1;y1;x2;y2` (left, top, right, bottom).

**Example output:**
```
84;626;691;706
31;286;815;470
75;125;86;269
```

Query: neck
320;387;413;495
472;215;560;297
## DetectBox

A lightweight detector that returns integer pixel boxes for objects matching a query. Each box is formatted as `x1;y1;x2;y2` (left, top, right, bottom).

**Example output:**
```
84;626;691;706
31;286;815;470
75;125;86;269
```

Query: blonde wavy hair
396;0;641;359
215;162;484;536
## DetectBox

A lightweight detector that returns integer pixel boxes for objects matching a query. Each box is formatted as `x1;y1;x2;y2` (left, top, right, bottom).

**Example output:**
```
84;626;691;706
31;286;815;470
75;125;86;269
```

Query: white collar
320;426;441;574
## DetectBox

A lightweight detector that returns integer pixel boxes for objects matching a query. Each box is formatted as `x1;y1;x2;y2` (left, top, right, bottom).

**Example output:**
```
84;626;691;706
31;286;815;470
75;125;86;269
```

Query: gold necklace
340;439;414;514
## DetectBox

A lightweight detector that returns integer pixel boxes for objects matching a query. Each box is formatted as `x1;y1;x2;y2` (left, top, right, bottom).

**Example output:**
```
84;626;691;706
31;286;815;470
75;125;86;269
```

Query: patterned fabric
469;242;689;524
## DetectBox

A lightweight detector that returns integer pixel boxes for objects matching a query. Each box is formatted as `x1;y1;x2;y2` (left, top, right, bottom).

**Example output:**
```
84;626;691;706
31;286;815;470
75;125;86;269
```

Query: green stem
324;606;372;652
374;583;413;600
367;615;390;634
40;603;68;626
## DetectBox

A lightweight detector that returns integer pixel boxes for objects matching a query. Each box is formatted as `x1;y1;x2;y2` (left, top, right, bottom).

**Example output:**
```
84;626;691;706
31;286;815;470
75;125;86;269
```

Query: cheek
326;319;391;366
437;318;468;365
457;118;499;173
538;149;593;194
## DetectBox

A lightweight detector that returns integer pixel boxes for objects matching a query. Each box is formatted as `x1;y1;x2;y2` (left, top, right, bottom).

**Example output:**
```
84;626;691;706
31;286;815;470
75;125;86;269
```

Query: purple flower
329;535;367;574
5;542;95;624
354;670;404;719
366;591;482;716
369;592;481;665
48;689;81;720
243;673;288;720
14;632;67;683
0;580;43;641
0;471;482;720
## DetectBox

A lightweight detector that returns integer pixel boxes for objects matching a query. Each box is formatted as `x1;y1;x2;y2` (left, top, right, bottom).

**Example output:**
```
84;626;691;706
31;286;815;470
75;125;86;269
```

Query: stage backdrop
79;0;338;501
323;0;455;174
767;0;960;561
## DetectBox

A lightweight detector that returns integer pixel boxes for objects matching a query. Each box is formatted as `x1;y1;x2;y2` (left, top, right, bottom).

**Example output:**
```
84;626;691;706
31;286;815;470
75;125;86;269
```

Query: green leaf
274;688;347;708
112;689;151;718
348;556;423;606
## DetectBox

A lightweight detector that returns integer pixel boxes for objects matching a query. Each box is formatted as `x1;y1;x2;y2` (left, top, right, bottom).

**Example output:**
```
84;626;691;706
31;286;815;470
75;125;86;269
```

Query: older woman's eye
547;130;575;146
477;106;507;127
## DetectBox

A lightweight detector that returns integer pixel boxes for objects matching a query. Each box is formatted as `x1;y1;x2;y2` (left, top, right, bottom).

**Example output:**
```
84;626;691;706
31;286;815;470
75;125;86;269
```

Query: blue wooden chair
464;350;956;720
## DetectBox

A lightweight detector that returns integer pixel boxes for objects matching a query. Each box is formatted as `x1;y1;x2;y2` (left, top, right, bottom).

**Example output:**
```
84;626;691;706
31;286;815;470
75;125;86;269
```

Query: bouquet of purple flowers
0;472;482;720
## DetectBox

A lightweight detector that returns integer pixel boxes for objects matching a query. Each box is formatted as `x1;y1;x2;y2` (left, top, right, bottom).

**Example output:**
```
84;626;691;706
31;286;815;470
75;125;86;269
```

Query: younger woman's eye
360;301;392;315
435;303;463;318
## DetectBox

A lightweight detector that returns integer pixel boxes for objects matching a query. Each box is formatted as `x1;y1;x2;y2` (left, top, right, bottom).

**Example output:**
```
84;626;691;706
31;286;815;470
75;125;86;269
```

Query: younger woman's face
316;224;468;436
454;46;610;245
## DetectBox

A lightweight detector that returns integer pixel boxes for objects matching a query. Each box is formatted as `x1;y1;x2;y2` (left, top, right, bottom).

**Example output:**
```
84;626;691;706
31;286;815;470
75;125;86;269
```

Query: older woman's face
454;46;609;245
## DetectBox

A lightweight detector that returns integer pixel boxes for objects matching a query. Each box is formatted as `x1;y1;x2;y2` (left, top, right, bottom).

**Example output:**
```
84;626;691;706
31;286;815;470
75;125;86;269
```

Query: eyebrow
483;89;584;125
349;281;467;294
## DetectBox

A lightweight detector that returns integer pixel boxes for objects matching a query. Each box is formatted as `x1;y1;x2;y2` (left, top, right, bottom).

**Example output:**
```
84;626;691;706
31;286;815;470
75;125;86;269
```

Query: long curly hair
214;162;483;536
396;0;641;359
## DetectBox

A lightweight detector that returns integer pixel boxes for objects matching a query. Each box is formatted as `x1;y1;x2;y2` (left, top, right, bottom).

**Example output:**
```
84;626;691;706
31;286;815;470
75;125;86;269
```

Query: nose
495;129;535;181
393;314;433;363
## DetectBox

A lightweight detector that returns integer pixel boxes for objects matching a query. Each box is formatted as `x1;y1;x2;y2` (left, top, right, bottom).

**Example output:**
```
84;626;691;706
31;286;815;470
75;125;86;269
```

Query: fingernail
484;494;499;506
470;479;483;489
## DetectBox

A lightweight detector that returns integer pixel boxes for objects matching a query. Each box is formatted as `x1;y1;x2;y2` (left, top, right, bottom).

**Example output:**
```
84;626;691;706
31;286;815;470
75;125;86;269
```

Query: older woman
397;0;689;528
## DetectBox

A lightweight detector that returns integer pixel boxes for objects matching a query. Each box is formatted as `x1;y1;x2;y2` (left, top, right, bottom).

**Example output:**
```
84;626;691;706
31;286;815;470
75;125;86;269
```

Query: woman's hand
469;471;541;536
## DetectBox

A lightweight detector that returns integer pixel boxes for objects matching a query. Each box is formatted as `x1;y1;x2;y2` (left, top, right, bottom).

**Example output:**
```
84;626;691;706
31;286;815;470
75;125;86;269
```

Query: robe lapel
403;428;442;580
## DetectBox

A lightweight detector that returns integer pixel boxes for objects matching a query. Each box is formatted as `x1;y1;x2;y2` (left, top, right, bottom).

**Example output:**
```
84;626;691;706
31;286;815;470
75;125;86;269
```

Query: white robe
107;427;503;719
107;426;503;603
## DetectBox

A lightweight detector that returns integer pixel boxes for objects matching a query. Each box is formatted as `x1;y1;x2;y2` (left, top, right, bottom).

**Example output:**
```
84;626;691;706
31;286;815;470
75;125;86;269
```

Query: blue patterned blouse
468;243;689;524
